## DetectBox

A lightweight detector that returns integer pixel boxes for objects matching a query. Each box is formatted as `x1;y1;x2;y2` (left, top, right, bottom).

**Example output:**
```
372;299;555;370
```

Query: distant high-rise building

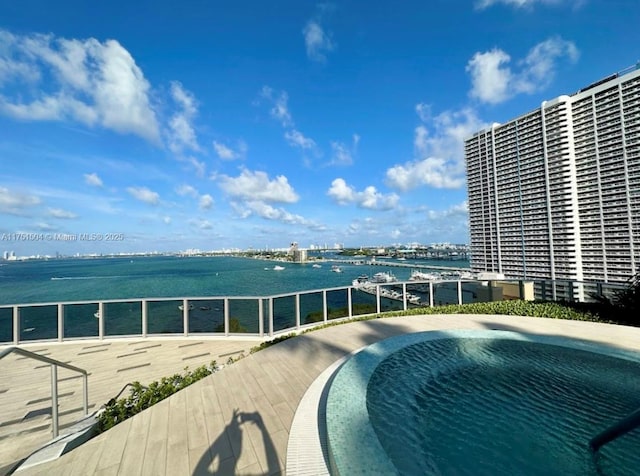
465;64;640;298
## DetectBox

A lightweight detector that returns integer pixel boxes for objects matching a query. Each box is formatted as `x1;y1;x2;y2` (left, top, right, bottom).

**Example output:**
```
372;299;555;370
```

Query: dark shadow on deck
193;409;281;476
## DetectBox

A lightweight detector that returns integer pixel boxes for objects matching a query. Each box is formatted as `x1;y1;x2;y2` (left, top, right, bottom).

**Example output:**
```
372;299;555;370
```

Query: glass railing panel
0;307;13;343
147;300;184;334
534;280;555;301
104;301;142;336
326;289;349;320
273;295;296;332
63;303;99;338
553;281;577;301
593;283;624;303
462;281;518;303
20;305;57;341
227;299;259;334
432;282;460;306
406;282;431;308
350;288;377;316
300;291;324;326
379;284;404;312
189;299;225;333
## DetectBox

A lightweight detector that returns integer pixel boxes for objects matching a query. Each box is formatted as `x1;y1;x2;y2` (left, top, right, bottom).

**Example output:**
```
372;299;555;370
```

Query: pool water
326;331;640;476
367;338;640;475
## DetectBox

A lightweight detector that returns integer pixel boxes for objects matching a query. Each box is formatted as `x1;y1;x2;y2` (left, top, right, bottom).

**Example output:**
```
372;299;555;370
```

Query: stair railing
0;346;88;438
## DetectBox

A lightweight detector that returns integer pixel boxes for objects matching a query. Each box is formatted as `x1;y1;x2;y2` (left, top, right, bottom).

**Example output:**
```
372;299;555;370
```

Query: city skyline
1;1;639;255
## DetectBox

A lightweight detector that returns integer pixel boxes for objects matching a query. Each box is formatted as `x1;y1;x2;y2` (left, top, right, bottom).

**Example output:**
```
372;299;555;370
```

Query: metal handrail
0;346;89;438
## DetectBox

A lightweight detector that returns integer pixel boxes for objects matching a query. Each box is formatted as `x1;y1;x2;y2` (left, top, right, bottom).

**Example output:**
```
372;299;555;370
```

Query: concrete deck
4;314;640;476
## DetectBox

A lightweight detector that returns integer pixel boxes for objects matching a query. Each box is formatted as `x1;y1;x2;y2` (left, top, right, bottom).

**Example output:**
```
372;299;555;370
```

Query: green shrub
97;361;219;433
590;272;640;326
250;333;297;353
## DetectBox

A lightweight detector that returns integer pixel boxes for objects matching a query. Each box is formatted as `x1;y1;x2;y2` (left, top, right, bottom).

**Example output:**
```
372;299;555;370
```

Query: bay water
0;255;469;305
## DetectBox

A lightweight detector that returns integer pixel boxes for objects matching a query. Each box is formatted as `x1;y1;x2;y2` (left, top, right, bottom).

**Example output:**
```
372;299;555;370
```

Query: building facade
465;64;640;297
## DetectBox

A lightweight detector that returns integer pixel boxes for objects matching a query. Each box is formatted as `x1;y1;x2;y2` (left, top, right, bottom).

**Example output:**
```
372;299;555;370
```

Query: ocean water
0;255;469;305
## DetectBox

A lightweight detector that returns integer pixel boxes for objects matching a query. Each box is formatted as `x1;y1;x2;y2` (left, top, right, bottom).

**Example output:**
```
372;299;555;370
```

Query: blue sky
1;0;638;255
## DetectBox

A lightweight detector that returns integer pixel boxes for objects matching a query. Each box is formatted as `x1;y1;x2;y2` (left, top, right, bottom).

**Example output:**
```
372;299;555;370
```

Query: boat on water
312;264;322;268
273;265;285;271
331;265;342;273
370;271;398;283
178;304;195;311
354;282;423;305
409;270;440;281
351;275;369;287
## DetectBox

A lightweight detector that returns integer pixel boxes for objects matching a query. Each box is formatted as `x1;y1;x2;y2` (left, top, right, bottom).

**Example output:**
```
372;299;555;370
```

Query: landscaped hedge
390;300;603;322
97;361;220;433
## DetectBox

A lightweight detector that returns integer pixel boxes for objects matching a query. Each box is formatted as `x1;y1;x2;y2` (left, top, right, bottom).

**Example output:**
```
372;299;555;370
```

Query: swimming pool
325;330;640;475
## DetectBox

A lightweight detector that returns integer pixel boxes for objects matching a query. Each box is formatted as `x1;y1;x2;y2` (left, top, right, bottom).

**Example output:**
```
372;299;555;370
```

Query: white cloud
175;184;198;197
475;0;576;9
213;140;247;160
414;125;428;155
232;200;325;230
415;103;431;122
163;216;171;224
189;218;213;230
260;86;293;127
217;168;299;203
387;158;462;190
467;37;579;104
199;194;214;210
285;129;317;150
0;186;41;215
83;172;103;187
387;108;486;191
48;207;77;219
327;178;399;211
329;134;359;166
0;30;161;142
127;186;159;205
466;48;512;104
167;81;199;153
430;201;469;218
303;20;335;62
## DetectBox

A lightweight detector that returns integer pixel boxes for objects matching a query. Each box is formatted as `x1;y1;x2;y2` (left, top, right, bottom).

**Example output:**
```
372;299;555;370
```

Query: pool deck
4;313;640;476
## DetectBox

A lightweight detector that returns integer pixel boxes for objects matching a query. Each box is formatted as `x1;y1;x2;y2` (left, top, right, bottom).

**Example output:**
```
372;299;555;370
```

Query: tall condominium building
465;64;640;298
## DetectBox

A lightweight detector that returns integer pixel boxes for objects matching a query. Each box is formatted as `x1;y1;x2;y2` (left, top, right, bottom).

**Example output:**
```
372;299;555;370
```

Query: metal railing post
295;293;301;330
457;281;463;305
429;282;434;307
98;302;104;340
51;364;59;438
142;299;148;338
402;283;407;311
224;298;229;336
57;303;64;342
13;305;19;344
182;299;189;337
322;290;328;323
82;373;88;416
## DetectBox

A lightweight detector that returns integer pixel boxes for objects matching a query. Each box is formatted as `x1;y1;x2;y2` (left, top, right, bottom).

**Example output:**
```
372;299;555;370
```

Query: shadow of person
193;409;282;476
238;411;281;475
